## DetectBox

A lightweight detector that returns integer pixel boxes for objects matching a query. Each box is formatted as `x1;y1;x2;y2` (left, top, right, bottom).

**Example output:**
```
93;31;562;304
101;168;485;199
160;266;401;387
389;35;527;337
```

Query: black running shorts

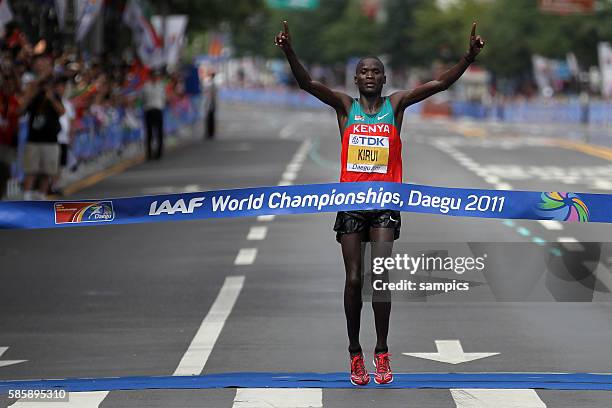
333;210;401;243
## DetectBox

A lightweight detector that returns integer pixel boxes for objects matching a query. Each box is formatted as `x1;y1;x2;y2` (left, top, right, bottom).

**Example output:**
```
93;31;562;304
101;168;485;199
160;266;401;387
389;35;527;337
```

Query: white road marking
286;163;302;172
538;220;563;230
9;391;109;407
141;185;206;194
141;186;177;194
403;340;499;365
451;388;546;407
184;184;203;193
278;180;293;186
234;249;258;266
557;237;584;252
494;183;513;190
257;215;276;222
173;276;245;376
247;226;268;241
279;124;296;139
0;346;26;368
233;388;322;408
282;171;298;181
592;179;612;190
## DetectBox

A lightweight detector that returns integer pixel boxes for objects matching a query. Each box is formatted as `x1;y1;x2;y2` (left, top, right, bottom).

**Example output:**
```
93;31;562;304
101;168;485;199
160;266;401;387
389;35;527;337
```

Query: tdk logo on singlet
352;136;386;146
349;134;389;148
149;197;205;216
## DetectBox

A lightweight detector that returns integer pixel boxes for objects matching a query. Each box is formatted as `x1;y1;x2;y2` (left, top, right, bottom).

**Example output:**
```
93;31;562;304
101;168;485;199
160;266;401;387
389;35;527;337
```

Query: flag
566;52;579;77
208;33;224;57
151;15;188;69
76;0;104;42
123;0;164;68
0;0;13;27
598;42;612;97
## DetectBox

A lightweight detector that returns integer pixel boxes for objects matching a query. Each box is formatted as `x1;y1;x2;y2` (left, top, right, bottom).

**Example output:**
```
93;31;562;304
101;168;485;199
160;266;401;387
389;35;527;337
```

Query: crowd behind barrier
219;87;612;127
8;94;202;196
8;85;607;198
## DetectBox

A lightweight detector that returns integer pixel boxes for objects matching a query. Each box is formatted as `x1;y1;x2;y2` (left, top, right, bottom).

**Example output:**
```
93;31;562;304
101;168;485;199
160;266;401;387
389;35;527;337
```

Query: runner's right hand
274;21;292;52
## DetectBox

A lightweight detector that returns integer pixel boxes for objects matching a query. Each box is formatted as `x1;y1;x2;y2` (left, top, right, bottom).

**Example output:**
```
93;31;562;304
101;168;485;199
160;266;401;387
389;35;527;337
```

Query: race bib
346;134;389;174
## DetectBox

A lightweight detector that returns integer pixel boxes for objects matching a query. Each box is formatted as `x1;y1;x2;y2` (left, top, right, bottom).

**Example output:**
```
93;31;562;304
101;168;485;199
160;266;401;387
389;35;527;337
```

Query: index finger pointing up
283;20;290;34
471;22;477;37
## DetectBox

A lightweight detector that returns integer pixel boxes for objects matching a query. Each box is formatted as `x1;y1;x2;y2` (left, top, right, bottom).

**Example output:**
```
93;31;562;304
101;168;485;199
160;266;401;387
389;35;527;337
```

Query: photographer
19;53;64;200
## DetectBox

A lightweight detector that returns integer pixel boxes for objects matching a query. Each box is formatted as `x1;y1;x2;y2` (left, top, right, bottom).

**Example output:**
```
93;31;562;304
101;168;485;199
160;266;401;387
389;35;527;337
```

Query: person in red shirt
0;74;21;199
275;21;484;385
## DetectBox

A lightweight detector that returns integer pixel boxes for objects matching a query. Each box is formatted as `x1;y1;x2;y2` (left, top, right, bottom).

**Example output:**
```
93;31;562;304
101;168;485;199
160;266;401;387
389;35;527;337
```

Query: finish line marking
2;373;612;392
451;388;546;408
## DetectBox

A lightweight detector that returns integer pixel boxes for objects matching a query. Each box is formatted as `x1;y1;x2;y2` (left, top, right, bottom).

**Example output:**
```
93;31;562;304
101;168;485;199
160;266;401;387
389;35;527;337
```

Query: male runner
275;21;484;385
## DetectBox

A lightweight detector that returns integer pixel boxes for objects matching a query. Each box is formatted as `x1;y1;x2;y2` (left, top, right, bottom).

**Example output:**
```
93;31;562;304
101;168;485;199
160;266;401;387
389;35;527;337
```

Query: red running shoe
349;352;370;386
373;352;393;384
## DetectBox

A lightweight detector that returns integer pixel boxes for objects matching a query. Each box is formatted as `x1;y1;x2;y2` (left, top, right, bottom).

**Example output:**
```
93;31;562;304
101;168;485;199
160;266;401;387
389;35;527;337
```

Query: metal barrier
452;99;612;125
6;95;202;199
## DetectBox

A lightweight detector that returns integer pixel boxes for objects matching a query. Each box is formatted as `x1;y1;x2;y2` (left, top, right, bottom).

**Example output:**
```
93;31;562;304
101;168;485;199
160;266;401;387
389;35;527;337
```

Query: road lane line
281;171;298;181
279;124;296;139
278;180;293;186
451;389;546;407
233;388;322;408
234;249;258;266
553;139;612;162
9;391;109;407
557;237;584;252
173;276;245;376
247;226;268;241
538;220;563;230
286;163;302;172
494;183;513;190
257;215;275;222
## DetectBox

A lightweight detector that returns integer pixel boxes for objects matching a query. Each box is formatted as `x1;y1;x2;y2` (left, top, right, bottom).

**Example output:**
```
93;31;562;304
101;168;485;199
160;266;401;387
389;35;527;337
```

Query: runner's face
355;59;385;96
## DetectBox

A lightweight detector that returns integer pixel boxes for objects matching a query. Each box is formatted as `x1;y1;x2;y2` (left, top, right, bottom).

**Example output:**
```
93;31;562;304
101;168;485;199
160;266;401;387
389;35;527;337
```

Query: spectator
19;53;64;200
0;74;20;199
203;72;217;140
50;75;75;195
142;69;166;160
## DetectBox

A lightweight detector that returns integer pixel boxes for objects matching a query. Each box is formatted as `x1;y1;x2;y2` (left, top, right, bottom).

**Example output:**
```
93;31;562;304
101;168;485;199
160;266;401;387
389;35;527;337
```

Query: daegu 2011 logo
54;201;115;224
535;192;589;222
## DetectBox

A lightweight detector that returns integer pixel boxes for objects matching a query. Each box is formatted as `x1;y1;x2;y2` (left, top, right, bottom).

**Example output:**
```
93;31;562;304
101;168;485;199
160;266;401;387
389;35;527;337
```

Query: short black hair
355;56;385;75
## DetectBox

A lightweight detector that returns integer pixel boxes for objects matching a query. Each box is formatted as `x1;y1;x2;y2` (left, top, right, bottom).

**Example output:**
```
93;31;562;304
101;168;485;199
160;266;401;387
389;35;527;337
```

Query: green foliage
160;0;265;33
170;0;612;80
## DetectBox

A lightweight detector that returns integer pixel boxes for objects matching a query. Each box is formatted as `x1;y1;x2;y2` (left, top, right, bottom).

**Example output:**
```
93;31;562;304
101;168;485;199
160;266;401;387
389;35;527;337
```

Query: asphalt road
1;102;612;407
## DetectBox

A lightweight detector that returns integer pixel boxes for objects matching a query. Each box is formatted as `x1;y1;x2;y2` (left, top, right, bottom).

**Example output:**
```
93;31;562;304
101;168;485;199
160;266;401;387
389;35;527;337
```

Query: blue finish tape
0;182;605;230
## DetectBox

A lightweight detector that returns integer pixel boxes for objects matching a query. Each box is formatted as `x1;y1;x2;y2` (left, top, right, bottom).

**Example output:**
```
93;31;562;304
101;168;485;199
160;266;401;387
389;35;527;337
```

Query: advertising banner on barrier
0;182;606;230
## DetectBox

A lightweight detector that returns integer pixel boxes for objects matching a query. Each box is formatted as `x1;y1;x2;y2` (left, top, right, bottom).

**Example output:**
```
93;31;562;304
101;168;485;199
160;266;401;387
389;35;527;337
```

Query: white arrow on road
403;340;499;365
0;346;27;368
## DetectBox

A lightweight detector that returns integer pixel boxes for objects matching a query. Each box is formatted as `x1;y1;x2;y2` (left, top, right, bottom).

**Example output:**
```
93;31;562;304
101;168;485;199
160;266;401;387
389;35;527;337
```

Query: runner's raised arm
389;22;485;112
275;21;352;114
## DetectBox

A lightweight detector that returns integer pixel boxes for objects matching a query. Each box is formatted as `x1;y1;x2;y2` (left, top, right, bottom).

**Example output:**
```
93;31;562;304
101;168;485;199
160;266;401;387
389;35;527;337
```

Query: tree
166;0;265;33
